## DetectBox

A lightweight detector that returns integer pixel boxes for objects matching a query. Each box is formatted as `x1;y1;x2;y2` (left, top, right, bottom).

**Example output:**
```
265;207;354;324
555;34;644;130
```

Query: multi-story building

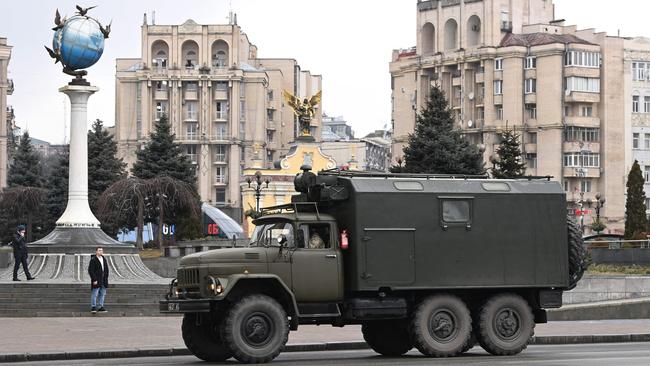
322;114;354;141
115;16;321;220
390;0;638;233
0;37;12;188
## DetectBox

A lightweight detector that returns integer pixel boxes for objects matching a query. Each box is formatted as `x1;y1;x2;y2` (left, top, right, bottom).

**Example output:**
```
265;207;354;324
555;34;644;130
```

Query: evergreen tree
400;86;485;175
491;126;527;179
88;119;127;209
8;132;44;188
625;160;647;239
131;115;196;185
43;148;69;234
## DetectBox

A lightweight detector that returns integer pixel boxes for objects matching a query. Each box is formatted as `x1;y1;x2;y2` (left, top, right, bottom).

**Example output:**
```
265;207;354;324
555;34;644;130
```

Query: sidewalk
1;318;650;362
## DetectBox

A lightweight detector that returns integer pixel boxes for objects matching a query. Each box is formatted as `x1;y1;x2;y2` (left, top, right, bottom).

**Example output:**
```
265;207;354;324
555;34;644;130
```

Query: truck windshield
249;222;294;247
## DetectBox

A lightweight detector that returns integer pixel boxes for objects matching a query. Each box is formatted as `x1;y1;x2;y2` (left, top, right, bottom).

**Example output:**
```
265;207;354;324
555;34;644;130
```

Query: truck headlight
206;276;223;295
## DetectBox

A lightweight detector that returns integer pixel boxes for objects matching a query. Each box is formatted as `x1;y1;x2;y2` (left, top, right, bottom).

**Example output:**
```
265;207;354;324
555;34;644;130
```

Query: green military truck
160;168;587;363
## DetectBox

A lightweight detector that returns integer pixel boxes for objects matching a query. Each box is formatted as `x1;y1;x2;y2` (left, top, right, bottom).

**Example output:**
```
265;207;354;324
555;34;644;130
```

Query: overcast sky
0;0;646;144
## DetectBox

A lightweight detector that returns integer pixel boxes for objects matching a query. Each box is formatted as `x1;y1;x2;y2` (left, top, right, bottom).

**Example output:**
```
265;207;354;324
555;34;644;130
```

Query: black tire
568;218;588;290
460;332;477;353
362;319;413;356
476;294;534;356
221;294;289;363
182;312;233;362
410;294;472;357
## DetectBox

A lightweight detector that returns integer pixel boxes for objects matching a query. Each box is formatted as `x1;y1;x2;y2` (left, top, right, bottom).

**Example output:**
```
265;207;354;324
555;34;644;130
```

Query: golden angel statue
283;90;322;139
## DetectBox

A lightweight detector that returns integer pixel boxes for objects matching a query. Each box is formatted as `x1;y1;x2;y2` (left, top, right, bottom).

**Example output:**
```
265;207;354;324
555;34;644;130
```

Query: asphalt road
6;343;650;366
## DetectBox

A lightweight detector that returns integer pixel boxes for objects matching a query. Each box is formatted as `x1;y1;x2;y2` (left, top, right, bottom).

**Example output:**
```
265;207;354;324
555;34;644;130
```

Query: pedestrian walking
11;224;35;281
88;247;109;314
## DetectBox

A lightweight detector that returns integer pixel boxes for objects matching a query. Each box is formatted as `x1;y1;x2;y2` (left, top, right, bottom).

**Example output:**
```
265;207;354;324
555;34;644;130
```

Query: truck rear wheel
476;294;534;356
568;218;588;290
221;294;289;363
362;320;413;356
410;294;472;357
182;313;232;362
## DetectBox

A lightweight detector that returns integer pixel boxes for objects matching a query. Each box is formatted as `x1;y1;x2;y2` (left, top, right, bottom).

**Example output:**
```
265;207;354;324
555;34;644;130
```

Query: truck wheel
476;294;534;356
221;294;289;363
410;295;472;357
362;320;413;356
460;332;477;353
182;313;233;362
568;218;588;290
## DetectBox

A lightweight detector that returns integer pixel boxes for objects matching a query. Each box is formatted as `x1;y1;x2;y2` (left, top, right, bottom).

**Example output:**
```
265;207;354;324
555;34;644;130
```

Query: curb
2;335;650;363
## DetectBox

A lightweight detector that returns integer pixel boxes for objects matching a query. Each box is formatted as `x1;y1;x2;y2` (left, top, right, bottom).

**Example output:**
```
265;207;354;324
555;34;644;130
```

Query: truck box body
321;177;569;292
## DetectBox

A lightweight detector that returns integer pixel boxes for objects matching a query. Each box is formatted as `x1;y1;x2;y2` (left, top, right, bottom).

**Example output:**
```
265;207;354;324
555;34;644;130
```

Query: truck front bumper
159;299;211;313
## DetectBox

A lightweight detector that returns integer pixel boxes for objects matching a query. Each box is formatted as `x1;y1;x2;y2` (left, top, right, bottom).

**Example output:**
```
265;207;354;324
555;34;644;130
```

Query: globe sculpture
45;5;110;82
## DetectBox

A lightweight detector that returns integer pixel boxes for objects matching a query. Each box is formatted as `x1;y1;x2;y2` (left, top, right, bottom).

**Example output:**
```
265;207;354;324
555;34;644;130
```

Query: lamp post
246;171;270;212
594;193;606;234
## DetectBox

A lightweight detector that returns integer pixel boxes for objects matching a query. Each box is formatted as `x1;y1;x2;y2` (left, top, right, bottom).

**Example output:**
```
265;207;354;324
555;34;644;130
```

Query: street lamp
246;171;270;212
594;193;606;234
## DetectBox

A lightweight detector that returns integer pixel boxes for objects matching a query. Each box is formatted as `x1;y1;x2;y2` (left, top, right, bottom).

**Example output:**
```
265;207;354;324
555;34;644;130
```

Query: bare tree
0;186;46;242
97;178;147;249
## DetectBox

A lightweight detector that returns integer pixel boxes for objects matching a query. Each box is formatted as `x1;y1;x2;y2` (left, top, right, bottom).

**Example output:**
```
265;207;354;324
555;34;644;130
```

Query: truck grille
177;268;200;287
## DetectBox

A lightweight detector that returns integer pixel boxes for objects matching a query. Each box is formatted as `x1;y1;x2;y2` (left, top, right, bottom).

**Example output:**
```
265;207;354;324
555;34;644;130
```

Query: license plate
168;302;180;311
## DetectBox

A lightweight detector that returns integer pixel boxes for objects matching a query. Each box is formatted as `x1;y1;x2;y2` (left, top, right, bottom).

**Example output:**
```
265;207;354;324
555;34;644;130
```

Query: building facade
115;16;321;219
0;37;12;188
321;114;354;141
390;0;638;233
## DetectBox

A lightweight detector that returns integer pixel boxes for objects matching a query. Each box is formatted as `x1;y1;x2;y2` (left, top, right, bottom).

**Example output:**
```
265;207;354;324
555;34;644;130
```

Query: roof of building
500;32;594;47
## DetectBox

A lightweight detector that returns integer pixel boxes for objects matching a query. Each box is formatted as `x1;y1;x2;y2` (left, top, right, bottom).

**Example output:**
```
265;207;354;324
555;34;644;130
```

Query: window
494;58;503;71
185;145;197;163
563;181;569;192
297;224;331;249
214;101;228;120
632;62;650;81
267;90;274;101
565;51;601;68
564;106;571;117
155;101;168;120
267;109;274;122
185;102;198;121
645;166;650;182
155;80;167;92
528;132;537;144
525;56;537;69
494;80;503;95
185;81;198;91
214;145;227;163
564;127;600;142
581;106;593;117
496;106;503;120
239;121;246;140
525;79;537;94
645;134;650;149
215;166;227;183
581;180;592;193
186;123;198;140
525;153;537;169
441;200;471;224
215;81;228;91
526;104;537;119
633;133;640;149
215;188;226;204
239;100;246;121
563;152;600;168
214;122;227;140
645;96;650;113
565;77;600;93
633;95;640;113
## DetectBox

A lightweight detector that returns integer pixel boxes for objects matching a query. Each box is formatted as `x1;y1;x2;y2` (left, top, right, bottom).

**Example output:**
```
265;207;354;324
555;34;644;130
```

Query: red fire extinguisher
340;229;349;250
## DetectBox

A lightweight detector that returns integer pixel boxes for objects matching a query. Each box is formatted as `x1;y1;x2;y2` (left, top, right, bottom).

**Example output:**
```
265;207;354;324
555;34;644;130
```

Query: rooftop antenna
143;13;147;26
152;10;156;25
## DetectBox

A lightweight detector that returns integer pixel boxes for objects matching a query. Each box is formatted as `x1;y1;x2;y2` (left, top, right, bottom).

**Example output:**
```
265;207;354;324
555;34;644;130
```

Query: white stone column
56;84;100;227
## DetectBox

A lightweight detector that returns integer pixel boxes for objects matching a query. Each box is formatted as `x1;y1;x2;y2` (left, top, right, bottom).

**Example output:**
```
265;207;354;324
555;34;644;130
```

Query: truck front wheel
362;320;413;356
182;313;233;362
476;294;534;356
411;294;472;357
221;294;289;363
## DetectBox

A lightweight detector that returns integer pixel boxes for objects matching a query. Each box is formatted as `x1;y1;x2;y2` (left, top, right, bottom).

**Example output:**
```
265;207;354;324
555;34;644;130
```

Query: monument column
56;85;101;227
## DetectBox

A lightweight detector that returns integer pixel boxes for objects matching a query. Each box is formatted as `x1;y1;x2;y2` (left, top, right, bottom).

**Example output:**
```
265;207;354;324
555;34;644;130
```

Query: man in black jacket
11;225;35;281
88;247;109;314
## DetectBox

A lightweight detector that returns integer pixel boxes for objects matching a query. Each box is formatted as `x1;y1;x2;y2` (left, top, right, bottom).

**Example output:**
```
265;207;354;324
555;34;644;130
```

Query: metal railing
587;239;650;250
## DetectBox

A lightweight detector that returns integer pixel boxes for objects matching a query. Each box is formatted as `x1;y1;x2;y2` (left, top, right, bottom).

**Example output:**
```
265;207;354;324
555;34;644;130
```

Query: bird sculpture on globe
45;5;110;84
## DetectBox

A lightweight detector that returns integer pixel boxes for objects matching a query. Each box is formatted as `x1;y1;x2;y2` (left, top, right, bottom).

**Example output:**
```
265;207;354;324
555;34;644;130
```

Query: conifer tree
88;119;127;209
399;86;485;175
8;132;44;188
625;160;647;239
491;126;527;179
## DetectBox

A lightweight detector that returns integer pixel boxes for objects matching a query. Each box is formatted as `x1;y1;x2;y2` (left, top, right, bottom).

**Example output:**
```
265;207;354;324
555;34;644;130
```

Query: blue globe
53;16;104;70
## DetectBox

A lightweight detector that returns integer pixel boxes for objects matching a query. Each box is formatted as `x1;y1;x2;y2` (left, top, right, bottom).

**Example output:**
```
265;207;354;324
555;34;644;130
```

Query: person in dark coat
88;247;109;313
11;225;35;281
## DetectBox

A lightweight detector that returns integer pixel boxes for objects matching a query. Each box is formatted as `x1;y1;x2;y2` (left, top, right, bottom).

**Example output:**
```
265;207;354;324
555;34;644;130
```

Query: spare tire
567;218;588;290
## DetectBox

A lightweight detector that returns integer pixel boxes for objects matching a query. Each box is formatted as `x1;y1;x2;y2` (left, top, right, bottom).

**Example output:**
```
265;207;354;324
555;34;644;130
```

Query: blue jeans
91;286;106;308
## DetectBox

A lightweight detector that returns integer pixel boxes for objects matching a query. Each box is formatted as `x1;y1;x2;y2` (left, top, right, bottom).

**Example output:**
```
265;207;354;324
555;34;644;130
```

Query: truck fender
221;274;300;330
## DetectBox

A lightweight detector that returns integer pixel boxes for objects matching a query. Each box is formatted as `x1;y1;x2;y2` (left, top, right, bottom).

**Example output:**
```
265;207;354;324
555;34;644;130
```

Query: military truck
160;168;587;363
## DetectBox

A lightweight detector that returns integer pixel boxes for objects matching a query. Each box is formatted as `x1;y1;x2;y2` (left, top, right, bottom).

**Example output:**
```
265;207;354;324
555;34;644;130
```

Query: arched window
444;19;458;51
467;15;481;47
151;40;169;69
212;40;230;68
182;40;199;69
422;23;435;55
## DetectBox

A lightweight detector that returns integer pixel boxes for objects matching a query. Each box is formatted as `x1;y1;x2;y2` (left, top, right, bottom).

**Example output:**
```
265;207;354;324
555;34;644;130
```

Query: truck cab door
290;222;343;302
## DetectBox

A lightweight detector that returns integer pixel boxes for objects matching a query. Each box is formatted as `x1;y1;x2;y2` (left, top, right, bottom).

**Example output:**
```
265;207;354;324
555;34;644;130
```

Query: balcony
152;66;167;76
184;111;198;121
214;175;228;185
565;91;600;103
493;94;503;105
154;89;168;100
565;116;600;128
417;0;438;11
184;132;199;141
524;94;537;104
184;89;198;100
524;143;537;153
563;167;600;178
212;131;229;141
564;66;600;79
213;89;228;100
213;110;228;121
211;66;230;76
213;154;228;164
563;141;600;154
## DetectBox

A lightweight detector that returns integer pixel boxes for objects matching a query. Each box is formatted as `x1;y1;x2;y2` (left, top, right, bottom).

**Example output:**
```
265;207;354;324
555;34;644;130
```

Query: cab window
256;222;294;247
297;223;331;249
